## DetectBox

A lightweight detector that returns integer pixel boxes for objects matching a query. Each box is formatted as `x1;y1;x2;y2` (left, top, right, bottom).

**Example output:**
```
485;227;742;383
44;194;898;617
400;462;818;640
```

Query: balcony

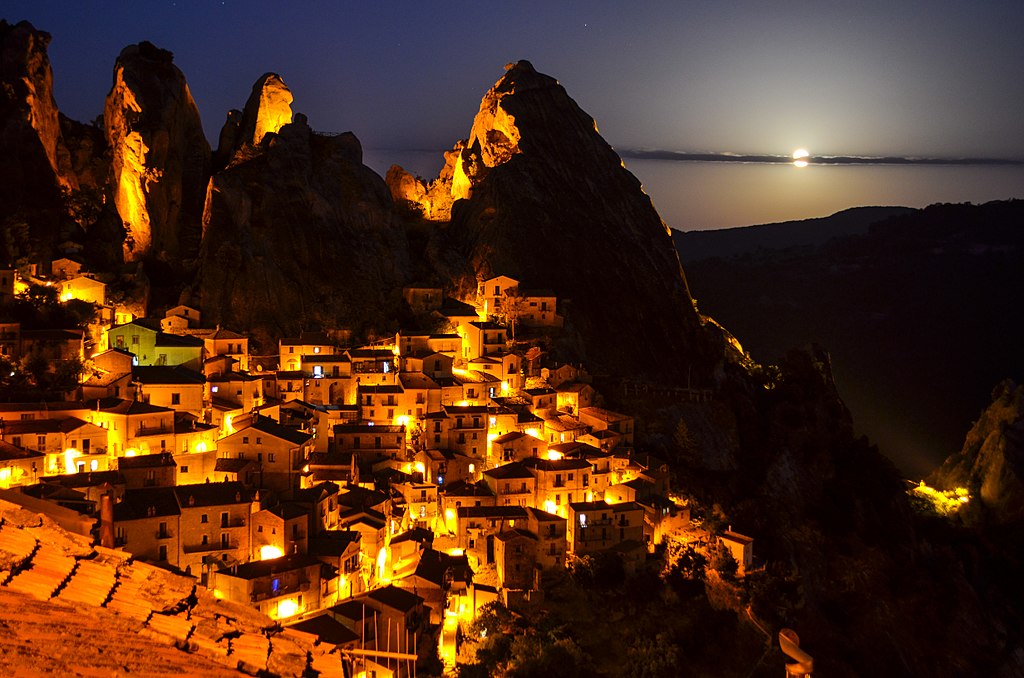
502;486;533;495
252;579;310;602
183;539;237;554
578;517;613;528
155;529;173;540
135;425;172;437
220;516;247;528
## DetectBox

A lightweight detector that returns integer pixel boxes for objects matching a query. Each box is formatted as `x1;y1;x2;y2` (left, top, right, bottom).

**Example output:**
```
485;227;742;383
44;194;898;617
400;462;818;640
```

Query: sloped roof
366;585;423;613
132;365;205;385
114;486;180;521
174;481;251;508
484;462;533;480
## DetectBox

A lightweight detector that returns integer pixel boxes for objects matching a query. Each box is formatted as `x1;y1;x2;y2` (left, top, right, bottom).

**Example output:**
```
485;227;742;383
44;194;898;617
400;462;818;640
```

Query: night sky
6;1;1024;227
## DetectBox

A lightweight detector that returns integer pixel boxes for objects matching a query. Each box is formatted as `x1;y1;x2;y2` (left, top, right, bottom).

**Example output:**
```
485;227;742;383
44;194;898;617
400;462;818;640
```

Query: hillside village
0;260;756;675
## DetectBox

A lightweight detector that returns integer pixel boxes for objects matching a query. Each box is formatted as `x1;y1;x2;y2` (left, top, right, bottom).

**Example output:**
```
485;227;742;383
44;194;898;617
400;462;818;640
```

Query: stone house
211;553;325;620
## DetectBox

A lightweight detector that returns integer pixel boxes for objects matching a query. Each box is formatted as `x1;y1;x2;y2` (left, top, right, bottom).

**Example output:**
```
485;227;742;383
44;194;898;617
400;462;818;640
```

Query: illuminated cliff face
387;62;525;221
104;42;210;262
0;19;78;222
4;23;75;191
106;72;153;257
247;73;293;146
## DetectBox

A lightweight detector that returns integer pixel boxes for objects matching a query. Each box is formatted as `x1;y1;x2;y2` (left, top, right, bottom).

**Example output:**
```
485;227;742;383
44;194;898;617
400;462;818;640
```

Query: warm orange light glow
414;461;425;476
274;598;300;619
447;547;464;556
376;547;391;583
195;441;208;453
0;467;16;489
546;450;563;461
252;74;293;145
260;545;285;560
909;481;971;516
525;427;541;438
63;448;81;474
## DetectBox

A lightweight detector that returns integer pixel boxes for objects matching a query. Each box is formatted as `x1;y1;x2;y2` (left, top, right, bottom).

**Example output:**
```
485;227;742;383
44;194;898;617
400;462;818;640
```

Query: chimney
99;492;115;548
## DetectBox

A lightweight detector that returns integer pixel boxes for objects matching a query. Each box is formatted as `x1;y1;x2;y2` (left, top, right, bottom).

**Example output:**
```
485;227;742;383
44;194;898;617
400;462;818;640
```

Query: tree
710;544;739;580
498;288;526;342
626;633;680;678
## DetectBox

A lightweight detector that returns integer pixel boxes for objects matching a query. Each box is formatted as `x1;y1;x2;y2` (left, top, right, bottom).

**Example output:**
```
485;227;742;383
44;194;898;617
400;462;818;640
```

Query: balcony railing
183;540;237;554
252;579;310;602
502;486;533;495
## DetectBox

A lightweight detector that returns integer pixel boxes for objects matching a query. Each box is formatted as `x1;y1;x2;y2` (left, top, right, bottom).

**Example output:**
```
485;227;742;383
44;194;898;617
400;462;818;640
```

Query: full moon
792;148;810;168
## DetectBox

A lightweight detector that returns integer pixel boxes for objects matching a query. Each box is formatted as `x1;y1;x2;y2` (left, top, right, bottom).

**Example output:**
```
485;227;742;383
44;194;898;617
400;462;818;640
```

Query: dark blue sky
7;1;1024;159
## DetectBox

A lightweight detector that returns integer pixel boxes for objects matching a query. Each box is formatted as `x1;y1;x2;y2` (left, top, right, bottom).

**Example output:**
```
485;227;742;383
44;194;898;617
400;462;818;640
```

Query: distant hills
673;206;914;262
676;200;1024;477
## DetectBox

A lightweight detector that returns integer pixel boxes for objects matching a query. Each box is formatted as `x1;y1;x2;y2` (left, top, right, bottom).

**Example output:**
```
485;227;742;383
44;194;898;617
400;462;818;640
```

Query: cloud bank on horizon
619;150;1024;166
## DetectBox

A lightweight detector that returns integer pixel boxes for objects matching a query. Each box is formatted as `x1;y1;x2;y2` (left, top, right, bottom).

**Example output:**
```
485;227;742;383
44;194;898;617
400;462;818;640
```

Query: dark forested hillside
678;200;1024;477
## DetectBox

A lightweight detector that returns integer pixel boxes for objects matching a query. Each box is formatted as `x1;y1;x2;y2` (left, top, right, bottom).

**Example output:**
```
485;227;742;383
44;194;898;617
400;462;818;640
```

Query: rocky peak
214;73;294;169
931;379;1024;524
241;72;293;147
399;61;711;381
197;83;407;345
0;19;76;220
104;41;210;262
388;61;542;221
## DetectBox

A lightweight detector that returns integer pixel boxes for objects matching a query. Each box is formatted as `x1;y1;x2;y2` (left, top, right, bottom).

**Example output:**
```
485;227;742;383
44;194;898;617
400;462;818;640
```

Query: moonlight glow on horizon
793;148;810;168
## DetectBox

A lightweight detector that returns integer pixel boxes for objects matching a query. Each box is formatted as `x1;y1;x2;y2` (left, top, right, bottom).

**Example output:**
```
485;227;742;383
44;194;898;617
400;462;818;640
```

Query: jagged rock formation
59;113;107;192
198;80;408;344
214;73;293;170
240;72;293;148
0;20;75;197
392;61;714;382
104;41;210;262
931;380;1024;524
0;19;79;258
